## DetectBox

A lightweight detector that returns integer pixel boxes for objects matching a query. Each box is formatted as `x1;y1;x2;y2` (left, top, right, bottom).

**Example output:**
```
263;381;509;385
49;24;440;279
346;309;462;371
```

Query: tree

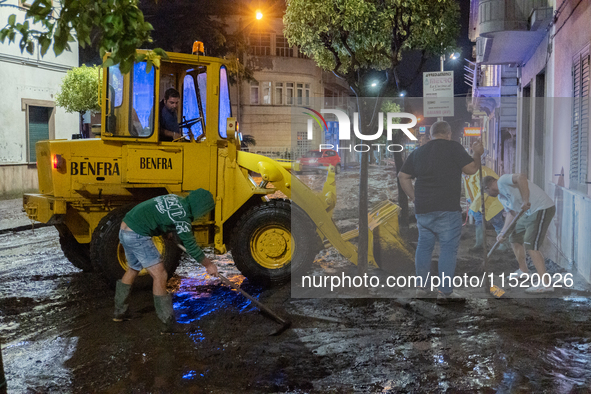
137;0;254;83
1;0;161;73
55;64;102;137
55;65;102;114
284;0;460;274
1;0;251;79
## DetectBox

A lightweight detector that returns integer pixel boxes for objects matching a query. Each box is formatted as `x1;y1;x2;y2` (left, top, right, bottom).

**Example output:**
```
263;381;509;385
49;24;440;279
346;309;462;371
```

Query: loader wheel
90;205;182;290
55;224;93;272
231;199;321;286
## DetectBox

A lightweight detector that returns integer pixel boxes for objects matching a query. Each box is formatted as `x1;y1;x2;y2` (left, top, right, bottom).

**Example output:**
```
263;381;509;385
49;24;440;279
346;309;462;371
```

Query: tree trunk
356;98;370;276
356;96;384;275
394;151;409;227
358;147;369;275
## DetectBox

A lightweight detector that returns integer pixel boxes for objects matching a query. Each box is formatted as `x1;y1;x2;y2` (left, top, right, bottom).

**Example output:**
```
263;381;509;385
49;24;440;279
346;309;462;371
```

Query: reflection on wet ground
1;227;591;392
1;167;591;392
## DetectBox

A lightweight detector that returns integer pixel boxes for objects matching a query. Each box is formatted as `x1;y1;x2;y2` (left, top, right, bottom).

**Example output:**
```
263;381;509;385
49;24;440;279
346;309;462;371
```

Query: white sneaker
507;269;529;280
525;284;554;293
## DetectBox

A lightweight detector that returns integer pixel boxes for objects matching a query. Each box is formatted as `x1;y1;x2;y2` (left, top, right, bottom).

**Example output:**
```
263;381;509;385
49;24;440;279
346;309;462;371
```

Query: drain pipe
0;338;6;394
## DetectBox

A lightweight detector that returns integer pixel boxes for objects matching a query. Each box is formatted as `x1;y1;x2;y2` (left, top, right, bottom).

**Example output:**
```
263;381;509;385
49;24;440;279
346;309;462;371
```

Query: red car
294;149;341;174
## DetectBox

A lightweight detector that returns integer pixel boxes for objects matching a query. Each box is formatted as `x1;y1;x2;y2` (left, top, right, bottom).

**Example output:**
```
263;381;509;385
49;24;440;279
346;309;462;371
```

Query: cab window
218;66;232;138
131;62;155;137
197;73;207;123
183;73;205;138
105;65;123;134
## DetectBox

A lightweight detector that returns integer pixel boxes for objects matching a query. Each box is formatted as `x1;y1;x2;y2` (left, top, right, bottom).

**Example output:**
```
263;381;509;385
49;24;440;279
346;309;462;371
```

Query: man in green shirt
114;188;218;332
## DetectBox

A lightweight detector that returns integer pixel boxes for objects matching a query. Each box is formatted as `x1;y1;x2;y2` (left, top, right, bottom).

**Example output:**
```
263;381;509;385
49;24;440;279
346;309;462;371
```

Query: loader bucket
326;200;415;274
371;203;415;276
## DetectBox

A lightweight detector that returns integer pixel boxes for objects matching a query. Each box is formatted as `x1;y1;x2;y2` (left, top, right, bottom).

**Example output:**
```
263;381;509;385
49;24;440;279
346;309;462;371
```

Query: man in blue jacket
114;189;218;332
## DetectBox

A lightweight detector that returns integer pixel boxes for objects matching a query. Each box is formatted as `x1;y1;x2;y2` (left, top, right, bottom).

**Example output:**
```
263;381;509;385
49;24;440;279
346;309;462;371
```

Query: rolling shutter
28;106;51;163
571;48;590;187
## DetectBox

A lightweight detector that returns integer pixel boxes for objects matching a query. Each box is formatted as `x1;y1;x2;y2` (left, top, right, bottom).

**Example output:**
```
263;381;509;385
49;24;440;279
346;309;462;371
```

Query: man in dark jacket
113;188;217;332
159;88;183;141
398;121;483;304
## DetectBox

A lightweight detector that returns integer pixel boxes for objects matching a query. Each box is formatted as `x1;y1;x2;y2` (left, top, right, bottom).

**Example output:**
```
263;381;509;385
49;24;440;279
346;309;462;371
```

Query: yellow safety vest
463;166;504;221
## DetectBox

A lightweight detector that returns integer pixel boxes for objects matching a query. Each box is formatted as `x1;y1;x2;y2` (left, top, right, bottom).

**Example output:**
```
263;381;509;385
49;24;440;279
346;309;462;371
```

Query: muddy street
1;167;591;392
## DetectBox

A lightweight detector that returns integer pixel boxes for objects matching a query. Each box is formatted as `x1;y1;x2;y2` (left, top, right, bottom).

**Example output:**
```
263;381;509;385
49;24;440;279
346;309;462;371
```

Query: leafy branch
0;0;161;73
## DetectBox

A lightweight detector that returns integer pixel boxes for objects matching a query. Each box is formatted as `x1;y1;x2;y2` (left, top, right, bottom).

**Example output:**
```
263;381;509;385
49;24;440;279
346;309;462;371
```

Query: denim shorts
119;228;161;271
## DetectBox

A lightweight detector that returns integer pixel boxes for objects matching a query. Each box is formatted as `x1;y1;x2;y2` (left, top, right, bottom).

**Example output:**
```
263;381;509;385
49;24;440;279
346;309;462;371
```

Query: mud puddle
1;168;591;392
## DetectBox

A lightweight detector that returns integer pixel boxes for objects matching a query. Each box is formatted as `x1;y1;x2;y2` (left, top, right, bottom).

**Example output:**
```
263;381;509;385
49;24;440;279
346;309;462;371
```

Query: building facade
223;14;352;161
0;1;79;197
470;0;591;282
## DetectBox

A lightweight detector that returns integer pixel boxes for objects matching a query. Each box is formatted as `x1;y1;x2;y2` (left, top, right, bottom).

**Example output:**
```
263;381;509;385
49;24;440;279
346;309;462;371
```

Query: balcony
474;0;553;64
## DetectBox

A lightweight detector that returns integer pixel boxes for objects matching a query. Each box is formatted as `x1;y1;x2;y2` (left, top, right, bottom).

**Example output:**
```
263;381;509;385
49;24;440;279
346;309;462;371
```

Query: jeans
119;229;161;271
469;209;505;233
415;211;463;295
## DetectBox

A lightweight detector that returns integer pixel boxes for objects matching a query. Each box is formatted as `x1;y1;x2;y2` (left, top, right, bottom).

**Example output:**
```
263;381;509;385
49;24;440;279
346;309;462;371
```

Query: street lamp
439;51;460;72
235;9;265;123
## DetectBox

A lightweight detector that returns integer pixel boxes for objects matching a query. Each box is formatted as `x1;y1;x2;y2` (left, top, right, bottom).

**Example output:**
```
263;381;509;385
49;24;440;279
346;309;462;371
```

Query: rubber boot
469;225;484;253
113;280;132;322
153;294;188;334
496;233;510;252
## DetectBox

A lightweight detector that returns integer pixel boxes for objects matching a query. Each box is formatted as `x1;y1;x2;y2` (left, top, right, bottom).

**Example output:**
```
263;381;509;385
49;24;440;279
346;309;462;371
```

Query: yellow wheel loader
22;49;414;289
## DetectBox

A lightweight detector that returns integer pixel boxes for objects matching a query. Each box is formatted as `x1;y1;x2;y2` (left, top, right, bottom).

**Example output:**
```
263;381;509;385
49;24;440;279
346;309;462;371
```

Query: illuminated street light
371;82;377;87
399;92;405;97
256;10;263;20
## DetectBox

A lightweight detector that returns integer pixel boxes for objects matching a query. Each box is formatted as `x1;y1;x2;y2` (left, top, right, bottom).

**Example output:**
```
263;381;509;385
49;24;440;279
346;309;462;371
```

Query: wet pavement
1;168;591;392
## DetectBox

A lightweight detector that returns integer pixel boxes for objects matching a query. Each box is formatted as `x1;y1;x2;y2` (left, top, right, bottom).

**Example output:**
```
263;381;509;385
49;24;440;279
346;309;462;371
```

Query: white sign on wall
423;71;454;117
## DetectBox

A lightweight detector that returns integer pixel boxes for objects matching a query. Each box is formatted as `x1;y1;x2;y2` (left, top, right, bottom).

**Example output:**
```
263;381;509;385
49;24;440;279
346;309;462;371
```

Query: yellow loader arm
236;151;359;265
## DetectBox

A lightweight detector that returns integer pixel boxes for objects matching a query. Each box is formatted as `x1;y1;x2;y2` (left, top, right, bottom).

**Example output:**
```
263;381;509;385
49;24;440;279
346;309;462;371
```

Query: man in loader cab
159;88;183;141
113;189;219;333
398;121;484;304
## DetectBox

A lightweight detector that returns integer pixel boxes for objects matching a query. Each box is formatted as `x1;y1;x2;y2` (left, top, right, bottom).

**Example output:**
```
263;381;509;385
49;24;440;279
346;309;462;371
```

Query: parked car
293;149;341;174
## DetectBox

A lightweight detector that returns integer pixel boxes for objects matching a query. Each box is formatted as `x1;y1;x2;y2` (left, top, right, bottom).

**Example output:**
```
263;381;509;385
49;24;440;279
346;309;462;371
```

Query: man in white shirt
482;174;556;293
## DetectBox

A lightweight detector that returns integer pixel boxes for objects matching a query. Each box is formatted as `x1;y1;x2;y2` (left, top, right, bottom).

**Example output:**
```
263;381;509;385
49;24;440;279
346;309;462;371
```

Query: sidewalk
0;198;34;231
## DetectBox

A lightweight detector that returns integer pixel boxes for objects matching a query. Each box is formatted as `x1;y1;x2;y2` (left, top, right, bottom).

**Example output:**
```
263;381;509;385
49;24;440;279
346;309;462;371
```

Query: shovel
486;209;526;260
175;244;292;336
482;209;526;297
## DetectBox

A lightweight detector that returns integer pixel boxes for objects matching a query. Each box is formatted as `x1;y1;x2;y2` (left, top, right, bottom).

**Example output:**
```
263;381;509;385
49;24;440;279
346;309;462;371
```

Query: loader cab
100;50;233;144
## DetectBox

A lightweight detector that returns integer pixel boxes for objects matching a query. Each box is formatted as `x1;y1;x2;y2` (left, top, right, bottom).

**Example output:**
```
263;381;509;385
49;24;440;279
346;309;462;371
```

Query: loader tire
55;224;93;272
90;205;182;290
231;199;321;286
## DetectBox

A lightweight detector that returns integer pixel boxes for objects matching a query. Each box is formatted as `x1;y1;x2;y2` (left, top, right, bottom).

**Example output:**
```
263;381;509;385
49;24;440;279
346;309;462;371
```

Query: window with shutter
570;46;590;190
28;106;51;163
